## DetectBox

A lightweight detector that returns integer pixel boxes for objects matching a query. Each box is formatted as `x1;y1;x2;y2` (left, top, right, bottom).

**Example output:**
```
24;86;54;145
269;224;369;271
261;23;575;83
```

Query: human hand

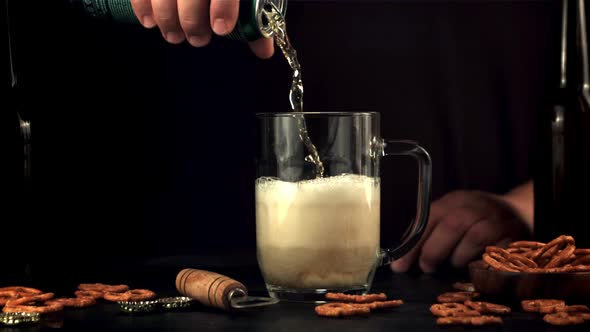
130;0;274;58
391;189;533;273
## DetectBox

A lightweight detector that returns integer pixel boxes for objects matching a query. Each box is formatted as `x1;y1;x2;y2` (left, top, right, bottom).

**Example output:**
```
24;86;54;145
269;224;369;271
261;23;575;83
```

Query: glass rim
255;111;378;117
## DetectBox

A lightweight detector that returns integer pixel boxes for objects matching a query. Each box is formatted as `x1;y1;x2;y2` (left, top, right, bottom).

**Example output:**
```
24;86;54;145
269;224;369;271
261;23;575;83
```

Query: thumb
248;38;274;59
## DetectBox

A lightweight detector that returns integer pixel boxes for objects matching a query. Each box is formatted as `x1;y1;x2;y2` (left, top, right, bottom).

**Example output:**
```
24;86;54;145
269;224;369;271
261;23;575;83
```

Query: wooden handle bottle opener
175;268;278;311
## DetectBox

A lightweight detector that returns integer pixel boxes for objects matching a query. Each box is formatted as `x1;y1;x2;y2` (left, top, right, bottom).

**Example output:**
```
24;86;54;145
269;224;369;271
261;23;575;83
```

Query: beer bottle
68;0;287;41
534;0;590;247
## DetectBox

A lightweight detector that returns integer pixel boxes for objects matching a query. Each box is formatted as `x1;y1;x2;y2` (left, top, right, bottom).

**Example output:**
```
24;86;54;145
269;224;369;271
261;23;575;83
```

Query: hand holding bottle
130;0;274;58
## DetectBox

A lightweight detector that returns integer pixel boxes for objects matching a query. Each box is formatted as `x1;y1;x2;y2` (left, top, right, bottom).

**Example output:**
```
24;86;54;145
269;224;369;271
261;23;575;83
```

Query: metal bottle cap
118;300;159;313
158;296;195;310
0;312;41;326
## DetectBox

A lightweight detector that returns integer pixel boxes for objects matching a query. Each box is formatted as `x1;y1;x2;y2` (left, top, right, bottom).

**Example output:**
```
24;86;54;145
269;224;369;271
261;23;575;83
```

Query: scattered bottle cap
0;312;41;326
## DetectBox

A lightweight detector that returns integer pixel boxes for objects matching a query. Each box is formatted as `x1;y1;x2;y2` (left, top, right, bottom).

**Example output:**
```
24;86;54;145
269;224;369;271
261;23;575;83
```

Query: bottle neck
561;0;590;107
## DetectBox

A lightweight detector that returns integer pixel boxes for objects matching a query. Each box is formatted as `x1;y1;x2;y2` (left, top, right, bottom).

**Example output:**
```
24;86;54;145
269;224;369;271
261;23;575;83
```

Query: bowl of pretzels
469;235;590;303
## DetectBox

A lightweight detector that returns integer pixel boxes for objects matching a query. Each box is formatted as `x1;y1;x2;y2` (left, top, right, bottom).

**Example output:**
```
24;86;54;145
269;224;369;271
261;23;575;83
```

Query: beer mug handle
380;140;432;265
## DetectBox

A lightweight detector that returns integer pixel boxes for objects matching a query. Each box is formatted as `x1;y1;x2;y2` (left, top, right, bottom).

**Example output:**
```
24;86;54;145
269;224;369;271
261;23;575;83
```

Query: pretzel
45;297;96;308
126;289;157;301
315;303;370;317
452;282;475;292
437;292;479;303
78;283;129;293
0;287;42;295
103;289;156;302
555;305;590;313
543;312;585;325
570;312;590;320
430;303;480;317
436;315;502;325
571;255;590;266
508;241;545;249
103;292;131;302
361;300;404;310
482;253;520;272
0;291;18;306
464;300;511;315
544;244;576;268
485;246;537;271
483;235;590;272
4;292;55;307
521;299;566;313
325;293;387;303
1;292;61;314
530;235;574;262
74;290;104;300
574;248;590;256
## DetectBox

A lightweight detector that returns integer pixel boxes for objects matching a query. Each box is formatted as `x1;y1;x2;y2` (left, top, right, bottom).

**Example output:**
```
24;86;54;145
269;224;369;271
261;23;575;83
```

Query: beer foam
255;174;380;289
255;174;379;196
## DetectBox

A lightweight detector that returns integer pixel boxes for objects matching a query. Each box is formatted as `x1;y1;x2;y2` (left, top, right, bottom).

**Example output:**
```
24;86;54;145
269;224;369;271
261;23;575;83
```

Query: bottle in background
534;0;590;247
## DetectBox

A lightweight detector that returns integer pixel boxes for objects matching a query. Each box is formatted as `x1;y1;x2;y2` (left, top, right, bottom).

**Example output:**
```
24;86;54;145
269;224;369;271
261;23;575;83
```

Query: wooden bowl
468;260;590;304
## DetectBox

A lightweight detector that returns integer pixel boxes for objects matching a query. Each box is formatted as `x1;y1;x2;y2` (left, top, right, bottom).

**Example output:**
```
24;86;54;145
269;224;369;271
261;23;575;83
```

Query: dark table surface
6;257;589;332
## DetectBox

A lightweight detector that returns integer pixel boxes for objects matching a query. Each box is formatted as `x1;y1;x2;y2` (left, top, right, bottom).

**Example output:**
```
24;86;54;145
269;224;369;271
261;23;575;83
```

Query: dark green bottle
534;0;590;247
69;0;287;41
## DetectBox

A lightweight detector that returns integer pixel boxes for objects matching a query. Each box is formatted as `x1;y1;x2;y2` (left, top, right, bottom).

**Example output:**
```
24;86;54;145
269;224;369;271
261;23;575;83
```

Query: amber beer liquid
69;0;287;41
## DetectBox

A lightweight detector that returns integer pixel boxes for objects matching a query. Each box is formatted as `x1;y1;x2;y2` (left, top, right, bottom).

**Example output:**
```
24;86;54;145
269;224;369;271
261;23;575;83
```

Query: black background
3;0;557;285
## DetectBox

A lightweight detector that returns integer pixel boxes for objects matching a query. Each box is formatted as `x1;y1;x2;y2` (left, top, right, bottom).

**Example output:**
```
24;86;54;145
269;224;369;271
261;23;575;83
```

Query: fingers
418;209;484;273
178;0;212;46
151;0;185;43
209;0;239;35
248;38;275;59
451;220;498;267
390;203;446;273
144;0;272;58
450;219;513;267
131;0;156;28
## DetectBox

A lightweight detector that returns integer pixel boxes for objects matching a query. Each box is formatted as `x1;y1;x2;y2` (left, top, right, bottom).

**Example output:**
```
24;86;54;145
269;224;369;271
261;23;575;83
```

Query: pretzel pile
0;283;156;315
315;292;403;317
522;299;590;325
483;235;590;273
430;288;507;326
